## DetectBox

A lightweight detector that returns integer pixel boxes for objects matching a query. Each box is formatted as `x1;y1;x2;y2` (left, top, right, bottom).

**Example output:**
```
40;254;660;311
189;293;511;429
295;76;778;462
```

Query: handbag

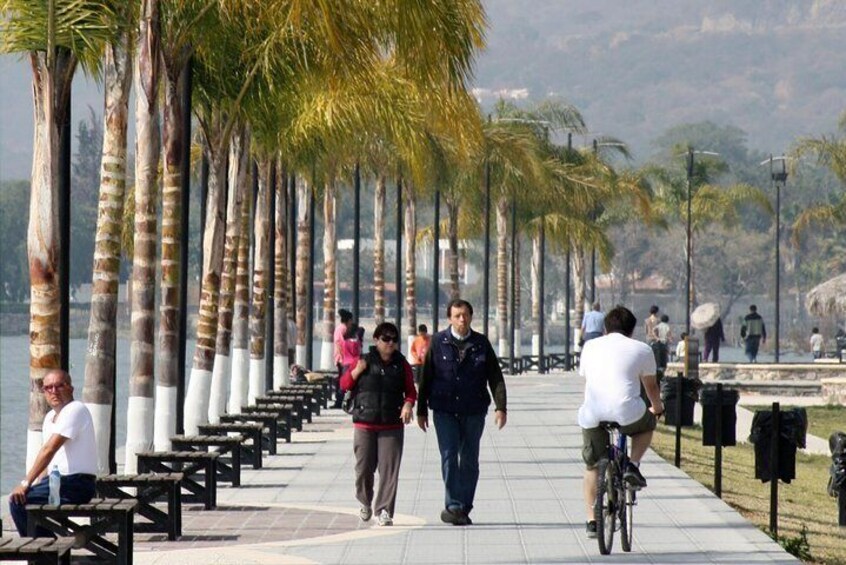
341;389;356;414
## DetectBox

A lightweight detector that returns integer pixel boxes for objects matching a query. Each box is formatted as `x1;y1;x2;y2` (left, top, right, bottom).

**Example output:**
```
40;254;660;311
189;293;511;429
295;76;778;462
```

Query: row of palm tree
3;0;799;474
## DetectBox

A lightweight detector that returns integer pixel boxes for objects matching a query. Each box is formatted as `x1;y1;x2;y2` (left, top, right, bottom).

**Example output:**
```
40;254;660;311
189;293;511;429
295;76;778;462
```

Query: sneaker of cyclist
577;305;664;538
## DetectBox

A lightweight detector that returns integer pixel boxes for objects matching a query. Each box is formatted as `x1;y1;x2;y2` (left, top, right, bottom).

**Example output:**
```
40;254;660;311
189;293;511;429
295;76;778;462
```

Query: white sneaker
377;509;393;526
359;506;372;522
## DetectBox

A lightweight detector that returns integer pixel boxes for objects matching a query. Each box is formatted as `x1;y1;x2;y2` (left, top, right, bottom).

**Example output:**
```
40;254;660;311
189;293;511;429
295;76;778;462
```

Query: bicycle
594;421;637;555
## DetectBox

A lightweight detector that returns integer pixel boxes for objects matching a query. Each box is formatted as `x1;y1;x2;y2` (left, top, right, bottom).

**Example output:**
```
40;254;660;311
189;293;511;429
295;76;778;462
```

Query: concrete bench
137;451;219;509
198;423;264;468
26;498;136;565
96;473;183;541
170;435;242;487
0;536;74;564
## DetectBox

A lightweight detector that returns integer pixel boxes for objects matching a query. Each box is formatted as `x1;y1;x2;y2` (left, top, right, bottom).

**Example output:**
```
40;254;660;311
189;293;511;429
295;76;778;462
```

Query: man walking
741;305;767;363
580;302;605;344
417;299;507;526
8;370;98;536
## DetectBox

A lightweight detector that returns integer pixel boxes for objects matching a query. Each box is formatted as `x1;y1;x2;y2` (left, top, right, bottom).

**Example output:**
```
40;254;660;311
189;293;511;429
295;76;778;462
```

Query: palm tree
228;170;252;414
319;177;338;370
294;175;311;365
248;157;273;404
273;157;290;387
2;0;117;468
82;16;132;473
208;127;249;423
125;0;161;474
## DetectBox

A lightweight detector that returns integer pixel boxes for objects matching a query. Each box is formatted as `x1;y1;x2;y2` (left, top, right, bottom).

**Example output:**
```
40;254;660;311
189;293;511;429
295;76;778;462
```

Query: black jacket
350;347;407;425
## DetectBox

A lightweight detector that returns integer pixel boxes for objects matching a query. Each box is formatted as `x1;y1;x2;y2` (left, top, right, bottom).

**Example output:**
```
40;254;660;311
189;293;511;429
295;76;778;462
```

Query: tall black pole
266;163;276;390
432;189;440;332
306;187;315;368
564;133;573;371
395;177;403;336
353;163;361;322
685;147;694;336
590;139;597;305
289;173;296;324
199;153;209;303
59;94;71;371
509;195;517;375
538;221;546;373
176;58;192;435
483;158;491;336
772;156;786;363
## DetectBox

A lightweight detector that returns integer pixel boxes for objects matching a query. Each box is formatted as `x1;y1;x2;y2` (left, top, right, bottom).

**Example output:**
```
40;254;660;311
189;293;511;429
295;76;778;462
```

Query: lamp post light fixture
683;147;720;336
761;155;788;363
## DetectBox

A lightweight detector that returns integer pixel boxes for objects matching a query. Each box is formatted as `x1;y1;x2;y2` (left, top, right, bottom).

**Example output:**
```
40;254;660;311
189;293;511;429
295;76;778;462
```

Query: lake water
0;333;805;502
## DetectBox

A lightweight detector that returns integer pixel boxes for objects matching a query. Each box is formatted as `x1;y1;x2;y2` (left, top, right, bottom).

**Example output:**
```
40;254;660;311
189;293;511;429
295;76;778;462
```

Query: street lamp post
683;147;719;336
762;155;788;363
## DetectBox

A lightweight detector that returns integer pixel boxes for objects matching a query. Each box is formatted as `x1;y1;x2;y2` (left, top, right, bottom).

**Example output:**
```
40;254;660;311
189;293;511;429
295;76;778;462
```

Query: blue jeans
432;411;485;514
745;336;762;362
9;474;96;536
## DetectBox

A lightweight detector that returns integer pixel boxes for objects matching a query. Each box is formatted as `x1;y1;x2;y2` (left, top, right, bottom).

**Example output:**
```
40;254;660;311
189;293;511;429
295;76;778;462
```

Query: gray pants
354;427;404;516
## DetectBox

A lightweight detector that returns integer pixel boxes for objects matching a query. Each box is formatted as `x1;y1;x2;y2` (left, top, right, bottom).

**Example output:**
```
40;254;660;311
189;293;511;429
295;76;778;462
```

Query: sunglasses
379;335;399;344
43;383;67;393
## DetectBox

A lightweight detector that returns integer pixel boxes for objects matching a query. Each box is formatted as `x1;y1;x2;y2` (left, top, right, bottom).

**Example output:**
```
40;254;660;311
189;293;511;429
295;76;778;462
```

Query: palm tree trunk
531;231;541;356
404;185;417;355
208;128;248;423
573;248;586;347
153;61;187;451
514;235;522;357
184;143;227;435
82;34;130;474
25;48;76;468
228;171;251;414
295;177;310;365
447;197;460;300
496;196;509;356
273;158;289;387
248;157;272;404
319;180;337;370
373;175;386;324
126;0;161;473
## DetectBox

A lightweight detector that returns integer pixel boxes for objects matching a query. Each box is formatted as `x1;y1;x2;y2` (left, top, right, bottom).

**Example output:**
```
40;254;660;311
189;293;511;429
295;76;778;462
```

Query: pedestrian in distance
341;322;417;527
741;305;767;363
341;322;363;371
644;305;660;345
675;332;688;363
703;317;725;362
810;327;825;360
578;306;664;539
653;314;673;372
8;370;98;537
333;309;354;408
581;301;605;344
417;298;507;526
409;324;431;385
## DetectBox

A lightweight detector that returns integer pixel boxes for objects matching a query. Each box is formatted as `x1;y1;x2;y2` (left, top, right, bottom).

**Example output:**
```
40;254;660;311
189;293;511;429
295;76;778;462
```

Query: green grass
782;405;846;443
651;423;846;564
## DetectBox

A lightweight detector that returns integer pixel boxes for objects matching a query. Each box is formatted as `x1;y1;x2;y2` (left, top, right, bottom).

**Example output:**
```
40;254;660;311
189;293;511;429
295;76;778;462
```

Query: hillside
475;0;846;159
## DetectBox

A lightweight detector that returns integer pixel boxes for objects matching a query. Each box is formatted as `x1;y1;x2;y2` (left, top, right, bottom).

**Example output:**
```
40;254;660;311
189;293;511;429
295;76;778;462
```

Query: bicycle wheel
620;485;634;552
594;458;616;555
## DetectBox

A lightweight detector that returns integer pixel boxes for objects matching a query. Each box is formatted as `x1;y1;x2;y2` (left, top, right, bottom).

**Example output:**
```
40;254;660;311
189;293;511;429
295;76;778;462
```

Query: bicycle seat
598;421;621;430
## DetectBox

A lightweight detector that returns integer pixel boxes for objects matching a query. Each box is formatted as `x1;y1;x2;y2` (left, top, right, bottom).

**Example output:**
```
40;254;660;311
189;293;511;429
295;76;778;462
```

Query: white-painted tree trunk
228;348;249;414
183;368;211;435
296;345;307;367
208;353;230;423
124;396;154;474
248;359;264;406
153;385;177;452
320;341;334;371
85;404;112;475
274;354;289;389
499;338;508;357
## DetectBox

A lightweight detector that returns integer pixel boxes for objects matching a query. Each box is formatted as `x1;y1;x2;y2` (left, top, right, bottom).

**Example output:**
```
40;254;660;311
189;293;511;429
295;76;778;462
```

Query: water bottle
48;465;61;506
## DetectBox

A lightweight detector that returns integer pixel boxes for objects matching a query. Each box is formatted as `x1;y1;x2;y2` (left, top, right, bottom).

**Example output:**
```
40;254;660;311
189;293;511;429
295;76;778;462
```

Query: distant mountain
2;1;845;179
474;0;846;160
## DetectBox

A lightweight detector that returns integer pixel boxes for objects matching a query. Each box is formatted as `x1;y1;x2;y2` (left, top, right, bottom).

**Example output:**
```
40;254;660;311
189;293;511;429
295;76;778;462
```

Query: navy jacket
417;328;506;416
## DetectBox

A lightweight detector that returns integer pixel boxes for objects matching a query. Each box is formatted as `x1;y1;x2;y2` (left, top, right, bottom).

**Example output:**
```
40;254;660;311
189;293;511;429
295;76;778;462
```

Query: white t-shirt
810;334;824;352
42;400;98;475
578;333;656;428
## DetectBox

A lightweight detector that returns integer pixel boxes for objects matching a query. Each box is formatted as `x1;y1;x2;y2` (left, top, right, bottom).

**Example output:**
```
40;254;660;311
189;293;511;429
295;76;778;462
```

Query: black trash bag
660;376;701;427
749;408;808;484
828;431;846;497
700;387;740;447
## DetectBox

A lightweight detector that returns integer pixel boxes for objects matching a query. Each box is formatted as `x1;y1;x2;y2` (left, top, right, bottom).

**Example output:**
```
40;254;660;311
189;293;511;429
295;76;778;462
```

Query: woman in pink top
341;323;363;371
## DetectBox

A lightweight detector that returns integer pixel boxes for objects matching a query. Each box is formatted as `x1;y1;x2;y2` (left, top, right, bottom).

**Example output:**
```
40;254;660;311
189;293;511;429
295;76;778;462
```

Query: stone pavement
130;372;796;564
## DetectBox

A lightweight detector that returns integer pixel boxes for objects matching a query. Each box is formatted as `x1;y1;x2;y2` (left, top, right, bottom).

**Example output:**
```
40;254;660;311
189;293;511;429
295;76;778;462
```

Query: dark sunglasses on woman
379;335;399;344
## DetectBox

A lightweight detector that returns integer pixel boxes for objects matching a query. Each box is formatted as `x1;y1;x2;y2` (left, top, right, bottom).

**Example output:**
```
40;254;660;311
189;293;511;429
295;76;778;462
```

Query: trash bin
749;408;807;484
700;386;739;447
660;375;700;427
828;431;846;498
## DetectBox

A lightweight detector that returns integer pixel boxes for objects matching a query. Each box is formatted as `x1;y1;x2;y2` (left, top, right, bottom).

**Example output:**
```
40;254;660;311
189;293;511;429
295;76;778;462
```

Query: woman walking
341;322;416;526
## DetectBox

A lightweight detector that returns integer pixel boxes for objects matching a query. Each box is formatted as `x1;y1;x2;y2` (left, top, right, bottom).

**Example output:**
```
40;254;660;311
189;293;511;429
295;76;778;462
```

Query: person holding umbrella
703;317;725;362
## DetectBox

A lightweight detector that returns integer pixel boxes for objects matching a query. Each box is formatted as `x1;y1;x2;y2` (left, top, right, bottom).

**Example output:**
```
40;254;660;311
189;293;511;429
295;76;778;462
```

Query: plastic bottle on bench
48;465;61;506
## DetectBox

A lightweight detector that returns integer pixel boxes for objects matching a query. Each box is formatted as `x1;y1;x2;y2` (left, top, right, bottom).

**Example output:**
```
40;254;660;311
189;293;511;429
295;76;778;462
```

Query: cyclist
577;306;663;539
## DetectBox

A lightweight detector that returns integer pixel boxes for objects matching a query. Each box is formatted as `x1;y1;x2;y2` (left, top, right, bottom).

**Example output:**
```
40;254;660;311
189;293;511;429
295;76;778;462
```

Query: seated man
8;369;98;537
577;306;663;539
